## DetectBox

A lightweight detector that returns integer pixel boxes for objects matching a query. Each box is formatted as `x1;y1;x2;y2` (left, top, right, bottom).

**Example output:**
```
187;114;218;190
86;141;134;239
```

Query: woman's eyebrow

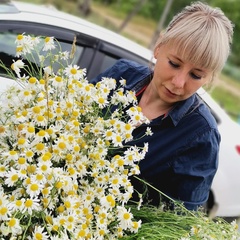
170;54;210;74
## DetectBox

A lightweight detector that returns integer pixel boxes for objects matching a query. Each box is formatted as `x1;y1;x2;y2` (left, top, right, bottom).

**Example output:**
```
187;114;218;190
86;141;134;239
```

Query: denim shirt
91;59;220;210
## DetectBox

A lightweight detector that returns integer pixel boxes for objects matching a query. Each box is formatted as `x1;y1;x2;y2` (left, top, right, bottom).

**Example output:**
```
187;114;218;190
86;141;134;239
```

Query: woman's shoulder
114;58;148;68
90;59;152;84
195;95;219;129
113;59;152;76
172;94;219;132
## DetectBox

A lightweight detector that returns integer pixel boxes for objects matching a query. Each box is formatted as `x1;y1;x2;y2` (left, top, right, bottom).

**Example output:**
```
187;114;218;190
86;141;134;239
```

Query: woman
91;1;234;210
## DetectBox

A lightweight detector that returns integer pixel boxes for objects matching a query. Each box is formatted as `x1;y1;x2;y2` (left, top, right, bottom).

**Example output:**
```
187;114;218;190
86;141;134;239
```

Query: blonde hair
155;1;234;75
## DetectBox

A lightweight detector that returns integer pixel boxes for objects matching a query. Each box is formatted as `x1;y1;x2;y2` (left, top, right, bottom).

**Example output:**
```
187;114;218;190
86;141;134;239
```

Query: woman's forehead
166;40;216;71
160;42;214;73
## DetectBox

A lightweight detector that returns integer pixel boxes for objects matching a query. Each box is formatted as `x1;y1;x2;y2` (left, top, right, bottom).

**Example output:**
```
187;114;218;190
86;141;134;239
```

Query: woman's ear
154;45;160;59
153;32;163;59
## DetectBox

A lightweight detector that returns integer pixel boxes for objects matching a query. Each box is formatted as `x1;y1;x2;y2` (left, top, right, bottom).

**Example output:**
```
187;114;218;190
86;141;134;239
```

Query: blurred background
17;0;240;123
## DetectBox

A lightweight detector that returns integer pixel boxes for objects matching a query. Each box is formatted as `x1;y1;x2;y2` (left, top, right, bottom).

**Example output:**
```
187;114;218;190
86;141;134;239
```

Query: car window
99;55;117;73
0;22;83;76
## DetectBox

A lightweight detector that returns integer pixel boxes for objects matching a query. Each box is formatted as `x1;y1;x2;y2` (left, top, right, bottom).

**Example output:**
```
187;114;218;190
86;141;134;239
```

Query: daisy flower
101;77;116;90
37;160;52;175
42;36;55;51
4;168;19;187
16;156;28;170
112;133;123;147
22;198;40;215
26;181;43;198
0;204;10;221
15;34;33;56
8;199;24;212
64;64;84;80
130;220;142;233
100;194;116;209
117;206;133;230
32;226;49;240
43;66;54;76
59;51;69;60
3;150;19;162
146;126;153;136
15;33;26;45
11;59;24;77
7;217;22;236
51;75;64;88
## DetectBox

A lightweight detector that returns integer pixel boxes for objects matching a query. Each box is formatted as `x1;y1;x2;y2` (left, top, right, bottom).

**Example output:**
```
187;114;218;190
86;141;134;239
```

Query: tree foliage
93;0;240;66
207;0;240;65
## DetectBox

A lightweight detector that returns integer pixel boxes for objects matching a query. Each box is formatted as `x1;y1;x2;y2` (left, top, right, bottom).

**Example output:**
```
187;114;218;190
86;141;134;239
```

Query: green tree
208;0;240;66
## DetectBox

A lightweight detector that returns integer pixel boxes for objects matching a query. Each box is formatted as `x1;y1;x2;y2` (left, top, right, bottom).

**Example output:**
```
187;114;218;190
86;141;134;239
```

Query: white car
1;0;240;218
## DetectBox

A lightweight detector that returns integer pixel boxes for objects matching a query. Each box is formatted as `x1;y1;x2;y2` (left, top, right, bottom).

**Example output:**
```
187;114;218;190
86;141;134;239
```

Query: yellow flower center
29;77;37;84
64;201;71;209
70;68;77;75
0;126;5;133
11;174;18;182
25;199;33;208
24;91;30;96
0;207;8;215
8;218;17;227
98;97;105;104
45;37;51;43
17;34;23;40
33;106;41;114
30;183;39;192
36;143;44;151
58;142;66;150
16;200;22;207
123;212;131;220
55;76;62;82
18;138;26;145
78;230;86;237
18;157;26;165
9;150;17;156
37;115;44;122
35;233;43;240
27;165;36;174
38;130;46;137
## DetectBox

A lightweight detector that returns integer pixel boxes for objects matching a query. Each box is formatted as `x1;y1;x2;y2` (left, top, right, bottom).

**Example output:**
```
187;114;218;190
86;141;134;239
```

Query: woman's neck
138;83;173;120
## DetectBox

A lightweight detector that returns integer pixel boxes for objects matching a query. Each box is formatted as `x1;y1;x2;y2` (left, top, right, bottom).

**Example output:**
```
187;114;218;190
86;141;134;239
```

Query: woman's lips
165;87;179;96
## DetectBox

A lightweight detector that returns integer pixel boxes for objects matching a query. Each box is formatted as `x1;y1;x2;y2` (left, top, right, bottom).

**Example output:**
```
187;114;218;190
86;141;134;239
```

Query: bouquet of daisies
0;34;150;239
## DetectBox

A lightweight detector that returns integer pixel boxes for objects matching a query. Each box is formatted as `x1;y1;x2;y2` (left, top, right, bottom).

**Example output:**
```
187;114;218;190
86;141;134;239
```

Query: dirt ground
91;5;154;47
214;79;240;97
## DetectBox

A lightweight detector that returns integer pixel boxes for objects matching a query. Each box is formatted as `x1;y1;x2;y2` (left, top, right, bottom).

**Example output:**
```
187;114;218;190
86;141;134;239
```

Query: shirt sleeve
171;127;220;210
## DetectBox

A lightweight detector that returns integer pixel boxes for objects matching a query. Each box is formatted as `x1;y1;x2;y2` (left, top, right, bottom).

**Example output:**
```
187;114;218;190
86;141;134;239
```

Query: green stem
22;213;32;239
133;175;197;217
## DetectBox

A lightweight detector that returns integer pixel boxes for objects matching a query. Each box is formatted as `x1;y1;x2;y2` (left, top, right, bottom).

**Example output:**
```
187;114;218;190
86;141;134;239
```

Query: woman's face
152;43;213;105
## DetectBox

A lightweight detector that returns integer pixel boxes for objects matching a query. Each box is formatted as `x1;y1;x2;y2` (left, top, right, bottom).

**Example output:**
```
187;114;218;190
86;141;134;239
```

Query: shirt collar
167;94;200;126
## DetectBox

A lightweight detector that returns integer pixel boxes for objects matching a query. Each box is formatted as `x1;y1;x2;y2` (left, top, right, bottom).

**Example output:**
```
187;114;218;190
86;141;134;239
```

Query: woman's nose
171;73;186;88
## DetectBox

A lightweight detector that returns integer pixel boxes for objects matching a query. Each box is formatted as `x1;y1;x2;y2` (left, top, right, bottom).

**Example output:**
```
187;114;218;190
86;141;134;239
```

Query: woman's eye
169;60;179;68
190;73;202;80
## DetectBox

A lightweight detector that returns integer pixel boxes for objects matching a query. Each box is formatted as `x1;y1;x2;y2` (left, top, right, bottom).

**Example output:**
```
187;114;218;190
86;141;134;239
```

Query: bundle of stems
123;177;240;240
